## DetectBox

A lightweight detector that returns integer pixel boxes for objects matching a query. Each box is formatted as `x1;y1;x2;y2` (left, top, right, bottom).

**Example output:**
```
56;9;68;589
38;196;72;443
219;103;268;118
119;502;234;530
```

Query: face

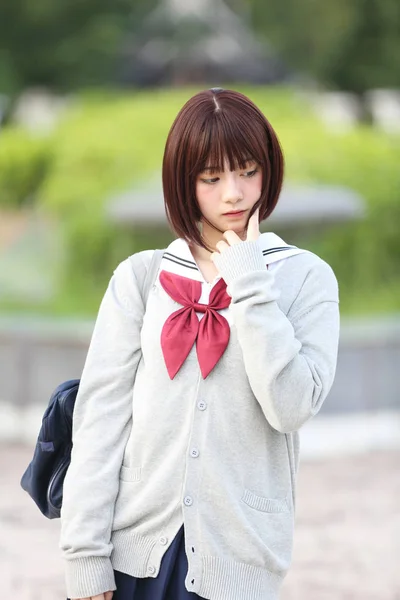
195;159;262;240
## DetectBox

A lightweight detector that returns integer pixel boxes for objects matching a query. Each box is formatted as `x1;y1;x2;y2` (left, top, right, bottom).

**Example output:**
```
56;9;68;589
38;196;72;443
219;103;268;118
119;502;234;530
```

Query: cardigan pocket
241;489;290;513
119;465;141;482
238;488;294;573
112;466;143;531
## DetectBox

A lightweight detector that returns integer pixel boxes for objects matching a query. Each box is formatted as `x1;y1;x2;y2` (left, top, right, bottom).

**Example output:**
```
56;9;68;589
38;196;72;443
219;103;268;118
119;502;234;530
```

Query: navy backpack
20;250;164;518
21;380;79;518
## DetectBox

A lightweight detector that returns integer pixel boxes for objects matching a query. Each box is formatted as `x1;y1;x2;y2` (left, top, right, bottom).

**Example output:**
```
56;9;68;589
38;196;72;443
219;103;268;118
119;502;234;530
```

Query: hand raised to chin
210;207;260;263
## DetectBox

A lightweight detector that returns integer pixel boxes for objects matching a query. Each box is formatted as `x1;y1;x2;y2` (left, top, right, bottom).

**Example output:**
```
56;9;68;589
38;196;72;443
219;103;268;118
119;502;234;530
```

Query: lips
223;210;245;216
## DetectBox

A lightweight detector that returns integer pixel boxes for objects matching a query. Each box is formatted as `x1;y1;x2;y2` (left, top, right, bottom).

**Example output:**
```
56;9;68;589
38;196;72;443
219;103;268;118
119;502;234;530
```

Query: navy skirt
113;526;203;600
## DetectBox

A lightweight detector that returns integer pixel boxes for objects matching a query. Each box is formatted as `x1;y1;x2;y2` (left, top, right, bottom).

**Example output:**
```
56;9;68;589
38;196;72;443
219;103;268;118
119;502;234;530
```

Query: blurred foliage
0;128;52;207
0;0;399;94
38;89;192;292
0;0;147;94
246;0;400;93
0;87;400;316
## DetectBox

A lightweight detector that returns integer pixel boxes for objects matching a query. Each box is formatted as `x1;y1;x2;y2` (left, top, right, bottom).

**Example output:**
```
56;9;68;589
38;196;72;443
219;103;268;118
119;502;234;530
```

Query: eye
200;176;220;184
243;168;258;178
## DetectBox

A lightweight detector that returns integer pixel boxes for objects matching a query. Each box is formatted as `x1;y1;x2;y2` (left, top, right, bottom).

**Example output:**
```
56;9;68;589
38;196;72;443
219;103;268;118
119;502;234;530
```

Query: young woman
61;88;340;600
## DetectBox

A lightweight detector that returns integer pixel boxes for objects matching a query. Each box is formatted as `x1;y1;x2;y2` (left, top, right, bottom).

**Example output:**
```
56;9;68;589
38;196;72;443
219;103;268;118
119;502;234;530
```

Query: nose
222;172;243;206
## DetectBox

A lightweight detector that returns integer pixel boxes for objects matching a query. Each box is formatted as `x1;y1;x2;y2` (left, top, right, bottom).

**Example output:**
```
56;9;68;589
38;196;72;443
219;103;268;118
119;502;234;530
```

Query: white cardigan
60;233;340;600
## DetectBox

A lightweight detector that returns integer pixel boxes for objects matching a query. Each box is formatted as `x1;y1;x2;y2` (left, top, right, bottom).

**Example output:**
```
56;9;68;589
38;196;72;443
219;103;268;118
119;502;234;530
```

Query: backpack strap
129;249;165;308
142;249;164;304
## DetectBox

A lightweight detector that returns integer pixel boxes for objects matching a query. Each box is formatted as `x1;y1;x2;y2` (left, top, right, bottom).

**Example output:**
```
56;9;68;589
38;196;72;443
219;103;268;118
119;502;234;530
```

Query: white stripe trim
160;233;308;282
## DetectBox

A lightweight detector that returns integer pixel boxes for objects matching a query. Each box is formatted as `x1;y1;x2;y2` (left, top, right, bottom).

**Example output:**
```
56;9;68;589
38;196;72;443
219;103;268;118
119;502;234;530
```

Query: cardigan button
190;448;200;458
148;565;156;575
197;401;207;411
184;495;193;506
159;536;168;545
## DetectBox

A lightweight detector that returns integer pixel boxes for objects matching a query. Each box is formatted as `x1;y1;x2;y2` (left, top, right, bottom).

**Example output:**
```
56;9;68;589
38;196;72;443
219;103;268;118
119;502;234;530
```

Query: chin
226;220;246;230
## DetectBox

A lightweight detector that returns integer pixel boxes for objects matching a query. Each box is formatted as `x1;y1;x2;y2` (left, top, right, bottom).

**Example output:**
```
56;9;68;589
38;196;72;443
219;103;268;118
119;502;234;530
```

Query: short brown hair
162;88;284;251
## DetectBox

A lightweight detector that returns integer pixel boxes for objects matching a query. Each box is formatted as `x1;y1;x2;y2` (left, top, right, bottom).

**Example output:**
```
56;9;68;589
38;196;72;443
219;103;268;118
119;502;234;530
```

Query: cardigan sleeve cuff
213;239;266;286
65;556;116;599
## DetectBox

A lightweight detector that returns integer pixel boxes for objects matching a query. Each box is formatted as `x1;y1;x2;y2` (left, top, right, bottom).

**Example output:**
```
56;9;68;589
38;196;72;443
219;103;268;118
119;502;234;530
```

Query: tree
245;0;400;93
0;0;149;93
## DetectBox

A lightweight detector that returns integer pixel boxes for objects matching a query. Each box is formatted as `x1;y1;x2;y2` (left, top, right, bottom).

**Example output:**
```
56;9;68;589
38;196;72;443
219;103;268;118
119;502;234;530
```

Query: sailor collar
160;232;308;283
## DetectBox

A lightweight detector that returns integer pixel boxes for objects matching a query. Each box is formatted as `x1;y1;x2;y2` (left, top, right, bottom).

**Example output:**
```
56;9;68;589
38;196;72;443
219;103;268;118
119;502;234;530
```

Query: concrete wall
1;315;399;413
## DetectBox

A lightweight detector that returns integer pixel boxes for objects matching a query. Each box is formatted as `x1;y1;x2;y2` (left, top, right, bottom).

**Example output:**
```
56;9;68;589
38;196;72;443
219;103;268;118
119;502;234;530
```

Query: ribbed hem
213;240;266;286
68;530;286;600
65;556;116;599
111;528;156;576
199;555;284;600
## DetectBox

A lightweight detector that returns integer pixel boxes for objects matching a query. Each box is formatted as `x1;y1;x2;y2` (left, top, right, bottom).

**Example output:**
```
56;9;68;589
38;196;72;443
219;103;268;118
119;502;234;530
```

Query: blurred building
118;0;288;86
106;175;365;236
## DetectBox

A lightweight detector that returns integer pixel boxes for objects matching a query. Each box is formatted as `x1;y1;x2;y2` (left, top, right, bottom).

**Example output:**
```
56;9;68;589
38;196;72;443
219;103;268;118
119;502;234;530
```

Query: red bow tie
159;270;231;379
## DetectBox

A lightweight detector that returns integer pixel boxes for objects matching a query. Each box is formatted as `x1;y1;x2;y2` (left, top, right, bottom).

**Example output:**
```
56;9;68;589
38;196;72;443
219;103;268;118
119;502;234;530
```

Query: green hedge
1;87;400;315
275;113;400;314
0;128;52;208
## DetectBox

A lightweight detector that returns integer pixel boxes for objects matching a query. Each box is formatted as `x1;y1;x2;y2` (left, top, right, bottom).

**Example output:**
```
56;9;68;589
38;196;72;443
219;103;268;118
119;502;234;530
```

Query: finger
210;252;218;263
215;240;230;253
105;592;114;600
246;207;260;241
222;230;241;245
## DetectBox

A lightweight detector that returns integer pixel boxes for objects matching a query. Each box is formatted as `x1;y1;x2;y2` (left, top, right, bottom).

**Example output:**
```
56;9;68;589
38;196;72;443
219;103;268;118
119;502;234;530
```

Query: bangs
192;111;265;175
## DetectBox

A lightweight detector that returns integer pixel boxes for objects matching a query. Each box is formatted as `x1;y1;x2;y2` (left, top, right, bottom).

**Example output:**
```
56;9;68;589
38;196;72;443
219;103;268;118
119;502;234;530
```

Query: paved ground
1;445;399;600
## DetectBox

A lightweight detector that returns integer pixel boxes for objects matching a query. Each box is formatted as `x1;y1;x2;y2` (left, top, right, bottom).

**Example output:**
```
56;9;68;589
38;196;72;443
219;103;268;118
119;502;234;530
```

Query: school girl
60;88;340;600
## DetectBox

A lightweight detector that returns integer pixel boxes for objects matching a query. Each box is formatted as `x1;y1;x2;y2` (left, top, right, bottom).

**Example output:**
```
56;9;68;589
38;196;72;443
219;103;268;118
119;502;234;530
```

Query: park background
0;0;399;598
